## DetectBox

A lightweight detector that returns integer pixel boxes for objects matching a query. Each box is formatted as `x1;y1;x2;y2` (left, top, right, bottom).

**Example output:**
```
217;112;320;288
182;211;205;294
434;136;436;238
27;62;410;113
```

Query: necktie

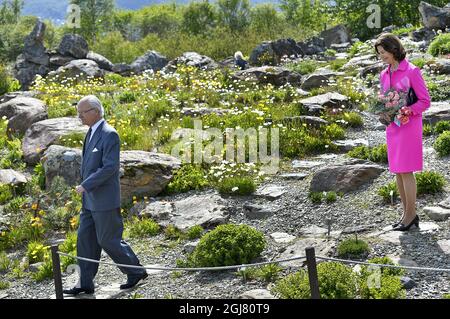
83;127;92;154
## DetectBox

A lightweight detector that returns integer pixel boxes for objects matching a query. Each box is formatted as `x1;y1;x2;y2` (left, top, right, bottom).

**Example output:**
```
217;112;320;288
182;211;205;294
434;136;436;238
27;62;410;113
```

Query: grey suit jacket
81;120;121;211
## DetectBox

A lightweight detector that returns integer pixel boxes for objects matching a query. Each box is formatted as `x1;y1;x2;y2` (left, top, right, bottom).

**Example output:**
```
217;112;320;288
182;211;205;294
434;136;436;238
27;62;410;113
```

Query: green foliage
59;232;77;271
433;121;450;135
0;251;12;272
434;131;450;157
165;164;210;194
217;0;251;32
188;224;266;267
329;59;347;71
308;191;324;204
286;59;318;75
442;293;450;299
273;262;358;299
217;176;256;195
33;163;46;190
32;257;53;282
0;184;13;205
415;171;446;195
164;224;183;240
186;225;204;240
0;64;12;95
378;181;399;203
363;257;405;277
325;191;338;203
410;58;427;69
428;33;450;57
347;144;388;163
0;280;9;289
126;217;160;238
338;112;364;128
423;124;433;136
325;49;337;57
337;238;370;259
58;132;85;148
182;0;217;35
26;241;50;264
257;263;283;282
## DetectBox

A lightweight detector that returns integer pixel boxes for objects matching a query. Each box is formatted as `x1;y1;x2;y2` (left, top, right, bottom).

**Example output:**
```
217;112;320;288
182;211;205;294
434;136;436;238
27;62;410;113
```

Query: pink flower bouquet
370;88;412;127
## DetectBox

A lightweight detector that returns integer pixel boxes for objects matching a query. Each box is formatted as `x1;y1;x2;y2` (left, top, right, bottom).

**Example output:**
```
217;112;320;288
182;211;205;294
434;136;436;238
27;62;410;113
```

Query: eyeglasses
77;108;96;116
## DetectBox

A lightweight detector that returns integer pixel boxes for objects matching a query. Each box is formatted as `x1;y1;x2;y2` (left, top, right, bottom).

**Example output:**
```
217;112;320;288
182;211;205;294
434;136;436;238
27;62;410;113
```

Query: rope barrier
57;251;307;272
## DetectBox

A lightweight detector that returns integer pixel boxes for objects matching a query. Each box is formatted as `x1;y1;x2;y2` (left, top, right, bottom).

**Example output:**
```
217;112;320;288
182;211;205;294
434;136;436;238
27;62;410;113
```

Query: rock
320;25;351;48
49;59;104;81
239;289;276;299
22;117;88;164
41;145;82;189
270;232;296;243
49;54;76;67
299;225;328;237
255;185;286;200
437;239;450;255
0;97;48;136
330;42;351;52
139;194;228;231
301;70;337;90
280;116;328;128
14;54;50;91
279;238;334;267
249;38;303;66
112;63;132;76
120;151;181;205
299;92;350;109
23;20;49;66
400;276;417;290
232;66;302;86
332;138;369;153
418;1;450;30
86;51;114;71
243;202;278;219
438;195;450;209
343;54;378;69
130;50;168;74
297;36;325;56
279;173;308;180
411;27;437;42
0;169;28;186
28;262;44;273
292;160;325;169
0;91;38;104
388;255;419;267
58;34;89;59
183;240;200;254
341;224;374;234
140;201;173;220
382;25;396;33
310;164;384;193
360;61;385;78
369;222;440;244
422;101;450;125
163;52;219;73
423;206;450;221
432;58;450;75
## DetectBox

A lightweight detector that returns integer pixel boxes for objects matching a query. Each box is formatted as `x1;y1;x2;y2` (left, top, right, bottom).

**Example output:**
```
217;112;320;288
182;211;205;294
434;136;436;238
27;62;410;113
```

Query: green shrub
188;224;266;267
287;60;318;75
119;91;137;103
329;59;347;71
0;64;11;96
217;176;256;195
337;238;370;259
378;182;399;203
236;266;259;281
341;112;364;128
44;206;78;230
423;124;433;136
32;257;53;282
434;131;450;156
33;163;46;190
442;293;450;299
308;191;324;204
257;263;283;282
348;144;388;163
27;241;50;264
434;121;450;135
186;225;204;240
166;164;210;194
0;280;10;289
325;49;337;57
325;191;338;203
363;257;405;277
0;184;13;204
410;58;427;69
359;273;405;299
428;33;450;57
164;224;183;240
415;171;446;195
127;217;160;238
272;262;358;299
0;251;12;272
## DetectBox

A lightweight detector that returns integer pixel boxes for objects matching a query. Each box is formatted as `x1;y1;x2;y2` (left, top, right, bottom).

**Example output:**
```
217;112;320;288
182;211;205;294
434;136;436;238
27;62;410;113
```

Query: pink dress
379;58;431;173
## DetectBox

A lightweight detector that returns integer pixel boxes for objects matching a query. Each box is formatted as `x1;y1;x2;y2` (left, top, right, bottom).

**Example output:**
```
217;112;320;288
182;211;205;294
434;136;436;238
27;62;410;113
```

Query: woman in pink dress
375;34;431;231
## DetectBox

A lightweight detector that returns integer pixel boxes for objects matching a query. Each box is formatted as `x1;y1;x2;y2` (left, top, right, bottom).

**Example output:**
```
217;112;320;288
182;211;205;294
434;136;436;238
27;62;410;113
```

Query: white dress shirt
89;118;105;143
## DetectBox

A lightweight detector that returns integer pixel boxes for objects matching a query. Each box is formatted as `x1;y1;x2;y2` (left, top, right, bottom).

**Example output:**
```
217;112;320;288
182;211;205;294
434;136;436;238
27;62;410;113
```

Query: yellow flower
38;210;45;216
31;203;38;210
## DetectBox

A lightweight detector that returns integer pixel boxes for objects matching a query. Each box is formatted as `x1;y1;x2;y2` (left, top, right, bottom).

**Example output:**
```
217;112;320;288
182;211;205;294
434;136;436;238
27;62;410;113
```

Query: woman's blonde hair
234;51;244;60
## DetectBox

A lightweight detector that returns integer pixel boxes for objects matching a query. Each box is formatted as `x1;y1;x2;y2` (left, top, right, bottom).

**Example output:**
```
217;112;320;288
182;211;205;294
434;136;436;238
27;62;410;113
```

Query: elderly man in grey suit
63;95;148;296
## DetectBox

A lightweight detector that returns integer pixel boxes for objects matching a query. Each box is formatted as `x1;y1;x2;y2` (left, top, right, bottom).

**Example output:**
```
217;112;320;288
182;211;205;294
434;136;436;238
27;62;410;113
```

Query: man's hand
75;185;86;194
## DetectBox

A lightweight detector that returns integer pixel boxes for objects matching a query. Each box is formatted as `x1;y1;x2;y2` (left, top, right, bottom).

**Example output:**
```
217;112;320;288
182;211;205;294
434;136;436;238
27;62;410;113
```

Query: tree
279;0;330;33
69;0;115;43
182;0;217;35
249;4;285;38
0;0;23;24
217;0;250;32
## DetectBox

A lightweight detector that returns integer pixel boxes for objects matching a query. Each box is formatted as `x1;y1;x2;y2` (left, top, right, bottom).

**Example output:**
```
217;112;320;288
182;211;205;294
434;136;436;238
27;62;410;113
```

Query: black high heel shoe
392;216;404;228
393;215;419;231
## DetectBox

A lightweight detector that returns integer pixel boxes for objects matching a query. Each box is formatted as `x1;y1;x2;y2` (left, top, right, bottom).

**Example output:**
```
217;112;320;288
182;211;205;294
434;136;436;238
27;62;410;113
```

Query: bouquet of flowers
369;88;413;126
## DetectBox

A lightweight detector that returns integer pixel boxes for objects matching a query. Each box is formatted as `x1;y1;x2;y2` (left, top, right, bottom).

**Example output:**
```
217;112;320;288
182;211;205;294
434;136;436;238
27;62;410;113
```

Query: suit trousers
77;208;146;290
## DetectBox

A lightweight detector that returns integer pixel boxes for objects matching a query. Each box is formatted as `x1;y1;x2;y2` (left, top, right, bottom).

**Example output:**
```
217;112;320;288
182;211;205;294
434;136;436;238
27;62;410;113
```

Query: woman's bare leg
395;174;406;219
399;172;417;224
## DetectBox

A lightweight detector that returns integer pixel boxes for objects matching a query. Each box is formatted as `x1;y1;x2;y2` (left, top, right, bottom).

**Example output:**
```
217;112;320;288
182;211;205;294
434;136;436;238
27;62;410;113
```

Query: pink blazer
379;58;431;116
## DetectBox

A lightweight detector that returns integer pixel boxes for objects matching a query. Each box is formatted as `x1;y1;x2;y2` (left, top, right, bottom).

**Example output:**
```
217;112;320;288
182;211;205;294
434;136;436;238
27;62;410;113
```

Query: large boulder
58;34;89;59
249;38;304;65
411;27;438;42
41;145;82;189
320;25;352;48
297;36;326;56
48;53;76;68
299;92;350;109
163;52;219;73
22;20;49;66
418;1;450;30
0;97;48;136
0;169;28;186
300;69;337;90
0;91;38;104
119;151;181;204
22;117;88;164
86;51;114;71
130;50;168;74
139;193;228;230
310;163;384;193
14;54;50;90
232;66;302;86
48;59;104;81
422;101;450;125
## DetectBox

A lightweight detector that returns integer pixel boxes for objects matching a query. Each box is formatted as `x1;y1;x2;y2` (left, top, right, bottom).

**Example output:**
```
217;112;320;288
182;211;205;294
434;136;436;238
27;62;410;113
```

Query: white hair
234;51;244;60
78;95;104;117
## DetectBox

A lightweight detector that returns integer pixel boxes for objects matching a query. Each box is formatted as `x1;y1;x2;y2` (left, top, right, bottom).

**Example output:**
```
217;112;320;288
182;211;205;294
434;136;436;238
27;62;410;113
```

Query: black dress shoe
393;215;419;231
63;287;94;295
120;272;148;290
